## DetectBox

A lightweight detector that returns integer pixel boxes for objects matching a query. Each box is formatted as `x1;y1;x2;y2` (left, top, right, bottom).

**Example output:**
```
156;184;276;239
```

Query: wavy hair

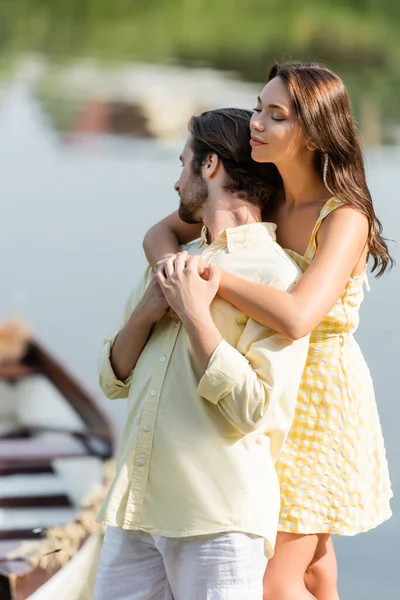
268;61;393;276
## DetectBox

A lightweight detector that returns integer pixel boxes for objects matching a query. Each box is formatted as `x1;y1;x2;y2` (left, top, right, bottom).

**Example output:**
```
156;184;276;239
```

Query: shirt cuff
98;335;133;390
197;339;248;405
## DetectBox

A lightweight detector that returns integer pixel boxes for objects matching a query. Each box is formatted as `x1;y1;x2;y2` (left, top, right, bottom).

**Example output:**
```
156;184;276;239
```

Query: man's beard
178;174;209;224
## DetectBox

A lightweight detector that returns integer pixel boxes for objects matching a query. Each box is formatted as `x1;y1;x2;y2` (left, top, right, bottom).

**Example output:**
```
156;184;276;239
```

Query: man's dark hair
188;108;277;208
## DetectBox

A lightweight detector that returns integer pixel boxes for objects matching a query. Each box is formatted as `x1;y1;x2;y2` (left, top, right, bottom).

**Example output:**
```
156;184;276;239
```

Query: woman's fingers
173;251;188;275
160;251;210;279
185;254;200;275
163;255;176;279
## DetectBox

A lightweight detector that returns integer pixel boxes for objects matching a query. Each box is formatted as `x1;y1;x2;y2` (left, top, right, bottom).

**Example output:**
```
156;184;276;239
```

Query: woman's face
250;76;309;166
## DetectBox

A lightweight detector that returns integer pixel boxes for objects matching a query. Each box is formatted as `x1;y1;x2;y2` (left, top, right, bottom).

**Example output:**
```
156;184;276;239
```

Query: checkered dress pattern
276;197;393;534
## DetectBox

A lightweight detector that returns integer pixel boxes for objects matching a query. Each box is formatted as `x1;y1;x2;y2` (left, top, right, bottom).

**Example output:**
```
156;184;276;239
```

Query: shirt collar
200;225;208;246
201;222;277;252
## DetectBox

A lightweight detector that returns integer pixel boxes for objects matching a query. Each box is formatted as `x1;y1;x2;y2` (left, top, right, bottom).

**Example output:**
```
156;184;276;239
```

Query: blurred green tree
0;0;399;136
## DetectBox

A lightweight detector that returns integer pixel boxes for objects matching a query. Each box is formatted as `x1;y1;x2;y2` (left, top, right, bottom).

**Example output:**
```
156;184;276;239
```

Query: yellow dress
276;197;392;534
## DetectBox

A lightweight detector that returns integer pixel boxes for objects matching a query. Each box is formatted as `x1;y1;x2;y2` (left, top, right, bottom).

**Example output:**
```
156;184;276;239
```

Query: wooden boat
0;319;114;600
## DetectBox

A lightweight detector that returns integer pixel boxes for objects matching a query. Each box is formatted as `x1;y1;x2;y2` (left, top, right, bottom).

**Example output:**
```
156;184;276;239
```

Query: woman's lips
250;136;267;147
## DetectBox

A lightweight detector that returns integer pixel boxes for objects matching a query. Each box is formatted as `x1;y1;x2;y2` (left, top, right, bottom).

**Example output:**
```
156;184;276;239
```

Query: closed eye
253;107;261;113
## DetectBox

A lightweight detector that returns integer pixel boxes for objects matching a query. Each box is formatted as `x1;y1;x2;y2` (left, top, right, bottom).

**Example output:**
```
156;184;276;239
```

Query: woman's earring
323;152;334;195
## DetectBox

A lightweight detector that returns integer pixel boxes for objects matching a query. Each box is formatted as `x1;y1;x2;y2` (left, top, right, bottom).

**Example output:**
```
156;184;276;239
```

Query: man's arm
197;323;308;452
183;298;308;458
98;269;168;400
110;277;168;381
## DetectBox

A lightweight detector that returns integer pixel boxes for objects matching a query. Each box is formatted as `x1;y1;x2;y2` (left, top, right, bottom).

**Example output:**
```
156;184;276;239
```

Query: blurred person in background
93;108;309;600
144;61;393;600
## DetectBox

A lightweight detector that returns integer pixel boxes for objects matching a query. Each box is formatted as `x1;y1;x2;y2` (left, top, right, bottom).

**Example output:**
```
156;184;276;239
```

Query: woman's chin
251;147;269;162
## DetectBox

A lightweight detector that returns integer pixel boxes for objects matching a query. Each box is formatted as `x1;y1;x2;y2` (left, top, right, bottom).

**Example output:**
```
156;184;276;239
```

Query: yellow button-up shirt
97;223;308;556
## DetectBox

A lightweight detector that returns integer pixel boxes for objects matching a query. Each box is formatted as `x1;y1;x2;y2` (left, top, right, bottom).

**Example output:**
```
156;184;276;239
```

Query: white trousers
93;526;267;600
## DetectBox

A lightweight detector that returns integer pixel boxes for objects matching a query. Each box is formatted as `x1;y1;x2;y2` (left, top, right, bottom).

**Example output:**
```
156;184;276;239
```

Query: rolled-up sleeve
197;320;309;460
98;332;135;399
97;267;153;400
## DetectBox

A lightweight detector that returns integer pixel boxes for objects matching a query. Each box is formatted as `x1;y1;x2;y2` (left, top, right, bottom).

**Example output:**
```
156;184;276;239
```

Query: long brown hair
268;61;393;276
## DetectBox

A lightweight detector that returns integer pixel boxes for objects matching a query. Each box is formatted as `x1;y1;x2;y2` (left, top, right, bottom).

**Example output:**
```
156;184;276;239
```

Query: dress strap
304;196;345;261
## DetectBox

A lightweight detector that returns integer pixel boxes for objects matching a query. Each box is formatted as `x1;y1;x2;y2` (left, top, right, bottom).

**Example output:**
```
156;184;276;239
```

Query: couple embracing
93;61;392;600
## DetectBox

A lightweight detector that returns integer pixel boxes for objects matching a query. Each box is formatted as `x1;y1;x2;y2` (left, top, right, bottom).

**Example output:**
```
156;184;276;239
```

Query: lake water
0;75;399;599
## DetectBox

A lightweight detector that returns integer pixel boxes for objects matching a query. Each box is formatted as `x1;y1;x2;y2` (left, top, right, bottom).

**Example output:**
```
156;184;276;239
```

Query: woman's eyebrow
257;96;288;113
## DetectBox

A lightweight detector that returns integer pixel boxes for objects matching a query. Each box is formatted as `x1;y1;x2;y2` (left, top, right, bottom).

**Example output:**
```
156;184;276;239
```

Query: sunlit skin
143;75;370;600
250;76;309;165
250;77;368;270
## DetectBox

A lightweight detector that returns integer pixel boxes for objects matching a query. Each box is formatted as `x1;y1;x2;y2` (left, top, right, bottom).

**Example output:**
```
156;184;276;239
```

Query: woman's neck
278;158;330;208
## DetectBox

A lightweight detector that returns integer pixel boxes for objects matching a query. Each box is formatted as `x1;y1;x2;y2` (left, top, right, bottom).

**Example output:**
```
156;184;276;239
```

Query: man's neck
202;196;262;243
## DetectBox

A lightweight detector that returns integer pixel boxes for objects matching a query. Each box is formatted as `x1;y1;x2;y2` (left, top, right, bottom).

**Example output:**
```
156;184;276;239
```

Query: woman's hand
153;251;217;322
156;254;220;323
154;253;179;276
153;250;219;321
153;253;182;321
155;251;210;276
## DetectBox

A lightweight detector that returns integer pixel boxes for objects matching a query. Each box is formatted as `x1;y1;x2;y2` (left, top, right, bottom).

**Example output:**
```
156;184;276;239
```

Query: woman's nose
251;117;265;132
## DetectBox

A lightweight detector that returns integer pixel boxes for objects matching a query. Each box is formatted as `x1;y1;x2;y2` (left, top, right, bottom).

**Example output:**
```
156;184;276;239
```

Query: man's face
174;136;208;224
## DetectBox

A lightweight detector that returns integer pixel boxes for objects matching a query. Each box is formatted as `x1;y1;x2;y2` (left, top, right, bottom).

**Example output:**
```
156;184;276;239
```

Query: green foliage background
1;1;399;129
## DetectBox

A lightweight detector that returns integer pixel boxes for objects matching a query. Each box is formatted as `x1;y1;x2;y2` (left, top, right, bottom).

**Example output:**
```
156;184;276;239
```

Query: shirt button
172;321;179;327
160;356;167;363
150;389;157;396
138;460;145;466
143;426;150;432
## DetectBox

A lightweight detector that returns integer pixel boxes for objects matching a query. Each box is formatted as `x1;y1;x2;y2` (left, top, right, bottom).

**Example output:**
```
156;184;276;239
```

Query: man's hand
156;253;220;323
136;276;169;325
156;253;223;373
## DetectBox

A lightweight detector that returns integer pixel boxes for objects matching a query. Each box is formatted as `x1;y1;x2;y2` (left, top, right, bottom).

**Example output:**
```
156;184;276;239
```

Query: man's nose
174;180;180;192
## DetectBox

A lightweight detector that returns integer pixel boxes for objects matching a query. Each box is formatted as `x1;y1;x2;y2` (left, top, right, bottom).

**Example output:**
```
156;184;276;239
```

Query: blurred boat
0;319;114;600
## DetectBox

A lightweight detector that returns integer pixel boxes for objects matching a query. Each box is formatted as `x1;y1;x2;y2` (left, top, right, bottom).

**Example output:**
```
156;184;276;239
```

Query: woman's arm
143;210;203;267
218;207;369;340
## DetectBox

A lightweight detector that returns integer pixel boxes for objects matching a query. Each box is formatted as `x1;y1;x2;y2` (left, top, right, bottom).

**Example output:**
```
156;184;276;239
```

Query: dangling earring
323;152;334;196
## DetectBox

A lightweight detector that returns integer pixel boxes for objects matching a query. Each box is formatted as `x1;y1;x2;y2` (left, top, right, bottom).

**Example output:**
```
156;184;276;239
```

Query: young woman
143;62;393;600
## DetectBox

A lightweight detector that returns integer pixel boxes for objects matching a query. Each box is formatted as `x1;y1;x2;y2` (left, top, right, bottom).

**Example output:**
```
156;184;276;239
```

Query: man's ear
202;153;219;179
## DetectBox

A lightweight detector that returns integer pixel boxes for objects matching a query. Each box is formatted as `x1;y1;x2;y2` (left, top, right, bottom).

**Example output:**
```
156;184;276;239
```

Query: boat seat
0;463;54;476
0;495;72;508
0;529;44;541
0;435;90;464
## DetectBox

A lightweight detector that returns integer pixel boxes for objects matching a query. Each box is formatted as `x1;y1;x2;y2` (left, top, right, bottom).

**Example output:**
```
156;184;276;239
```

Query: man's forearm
181;310;223;374
110;307;155;382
